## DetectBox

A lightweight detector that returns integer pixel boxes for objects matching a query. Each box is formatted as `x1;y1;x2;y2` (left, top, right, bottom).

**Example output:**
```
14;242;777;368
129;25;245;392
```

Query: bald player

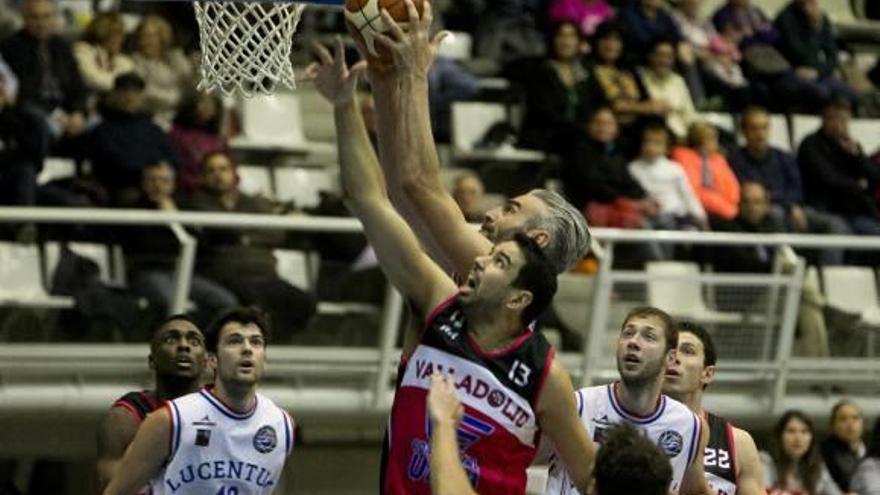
96;315;207;491
331;0;590;279
662;321;764;495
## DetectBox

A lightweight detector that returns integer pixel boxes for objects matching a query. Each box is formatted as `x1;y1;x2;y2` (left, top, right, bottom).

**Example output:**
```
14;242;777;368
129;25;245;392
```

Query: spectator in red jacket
672;121;741;222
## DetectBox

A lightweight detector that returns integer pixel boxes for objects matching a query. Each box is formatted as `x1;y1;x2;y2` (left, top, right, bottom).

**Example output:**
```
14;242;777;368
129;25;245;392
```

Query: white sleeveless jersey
545;384;702;495
150;387;294;495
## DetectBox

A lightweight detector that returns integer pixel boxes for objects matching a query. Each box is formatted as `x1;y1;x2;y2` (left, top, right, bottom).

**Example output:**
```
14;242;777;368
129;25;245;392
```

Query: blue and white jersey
545;383;701;495
150;387;294;495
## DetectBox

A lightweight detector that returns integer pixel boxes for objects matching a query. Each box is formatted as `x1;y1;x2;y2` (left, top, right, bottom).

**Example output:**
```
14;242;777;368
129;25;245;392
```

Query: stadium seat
790;114;822;150
274;167;337;209
450;101;546;162
646;262;742;324
229;92;334;155
552;272;594;337
768;113;792;152
237;164;274;198
821;266;880;326
0;243;73;308
437;31;473;60
36;157;76;186
274;249;378;316
849;118;880;155
44;242;115;286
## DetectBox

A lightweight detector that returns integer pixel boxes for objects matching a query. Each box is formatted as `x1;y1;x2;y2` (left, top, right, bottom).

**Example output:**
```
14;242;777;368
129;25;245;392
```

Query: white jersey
545;383;702;495
150;387;294;495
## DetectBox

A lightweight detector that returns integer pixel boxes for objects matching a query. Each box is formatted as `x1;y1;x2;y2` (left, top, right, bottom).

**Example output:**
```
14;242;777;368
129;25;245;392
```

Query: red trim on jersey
138;390;159;411
727;421;739;482
467;328;532;359
532;346;556;409
112;400;143;423
612;382;663;419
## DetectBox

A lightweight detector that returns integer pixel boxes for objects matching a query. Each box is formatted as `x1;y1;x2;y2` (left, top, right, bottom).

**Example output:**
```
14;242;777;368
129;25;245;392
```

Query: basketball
344;0;430;58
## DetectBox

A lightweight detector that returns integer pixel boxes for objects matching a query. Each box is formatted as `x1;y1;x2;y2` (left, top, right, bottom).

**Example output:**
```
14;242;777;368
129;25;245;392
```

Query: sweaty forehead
220;322;263;340
678;332;703;353
515;193;547;217
624;315;664;332
156;318;199;337
494;240;526;264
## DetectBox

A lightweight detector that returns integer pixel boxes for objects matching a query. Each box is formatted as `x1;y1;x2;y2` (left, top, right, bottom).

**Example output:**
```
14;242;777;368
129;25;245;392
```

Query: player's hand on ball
303;36;367;106
374;0;450;78
427;373;463;427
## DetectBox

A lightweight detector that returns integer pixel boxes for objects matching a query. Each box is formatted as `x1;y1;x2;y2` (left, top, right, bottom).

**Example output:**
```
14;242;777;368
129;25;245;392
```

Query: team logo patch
253;425;277;454
487;390;506;408
657;430;684;457
195;428;211;447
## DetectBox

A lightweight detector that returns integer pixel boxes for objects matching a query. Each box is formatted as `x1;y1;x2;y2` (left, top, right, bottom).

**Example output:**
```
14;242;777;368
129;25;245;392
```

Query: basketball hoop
193;0;311;96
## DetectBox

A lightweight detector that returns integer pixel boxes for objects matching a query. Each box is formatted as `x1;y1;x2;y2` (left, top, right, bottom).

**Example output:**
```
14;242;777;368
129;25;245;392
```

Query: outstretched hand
370;0;450;78
303;36;367;106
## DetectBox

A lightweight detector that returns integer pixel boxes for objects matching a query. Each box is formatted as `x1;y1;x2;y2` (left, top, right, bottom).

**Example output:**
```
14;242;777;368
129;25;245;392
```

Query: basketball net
194;1;306;96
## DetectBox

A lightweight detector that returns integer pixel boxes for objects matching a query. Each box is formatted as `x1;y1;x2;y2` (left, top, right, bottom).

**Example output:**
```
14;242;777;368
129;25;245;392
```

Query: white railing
2;207;880;421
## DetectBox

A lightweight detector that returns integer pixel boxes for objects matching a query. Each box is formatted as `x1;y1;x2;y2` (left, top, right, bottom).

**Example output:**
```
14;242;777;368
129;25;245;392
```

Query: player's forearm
334;99;386;204
430;420;478;495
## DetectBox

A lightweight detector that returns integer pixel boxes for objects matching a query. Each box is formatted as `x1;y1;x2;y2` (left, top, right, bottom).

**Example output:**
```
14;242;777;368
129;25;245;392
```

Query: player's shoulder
111;389;159;423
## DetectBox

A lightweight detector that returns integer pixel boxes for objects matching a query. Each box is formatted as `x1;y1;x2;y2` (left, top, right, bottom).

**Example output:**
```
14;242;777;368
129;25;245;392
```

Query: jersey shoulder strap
112;390;159;423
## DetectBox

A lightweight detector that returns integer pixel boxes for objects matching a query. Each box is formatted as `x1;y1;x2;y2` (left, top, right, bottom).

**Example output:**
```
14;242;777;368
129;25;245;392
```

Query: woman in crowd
761;410;845;495
169;91;226;194
851;416;880;494
821;401;866;493
73;12;134;97
130;15;195;129
672;121;740;222
518;21;598;153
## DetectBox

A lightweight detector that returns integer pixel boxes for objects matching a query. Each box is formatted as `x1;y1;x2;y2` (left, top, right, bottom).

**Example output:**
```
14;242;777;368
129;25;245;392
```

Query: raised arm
365;0;493;277
305;39;456;317
428;373;480;495
537;361;596;494
102;407;171;495
96;407;140;491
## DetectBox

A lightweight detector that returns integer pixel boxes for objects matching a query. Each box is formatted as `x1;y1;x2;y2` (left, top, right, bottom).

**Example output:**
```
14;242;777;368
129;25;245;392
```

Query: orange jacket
671;147;741;220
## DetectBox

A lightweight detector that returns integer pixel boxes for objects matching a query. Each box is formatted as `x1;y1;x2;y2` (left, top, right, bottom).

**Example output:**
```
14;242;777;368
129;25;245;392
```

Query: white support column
770;253;805;415
169;222;197;315
580;241;614;387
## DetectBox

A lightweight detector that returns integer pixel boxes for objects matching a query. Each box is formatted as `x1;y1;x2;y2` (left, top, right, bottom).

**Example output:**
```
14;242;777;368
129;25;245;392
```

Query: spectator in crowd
450;172;485;223
729;106;849;264
428;55;478;144
850;416;880;495
130;15;195;130
469;0;545;64
628;121;707;230
169;91;225;194
0;0;89;149
798;98;880;236
89;72;177;205
711;0;778;47
587;21;666;131
518;21;597;153
122;162;238;329
774;0;859;111
821;400;866;493
562;106;651;224
0;57;46;207
72;12;134;98
185;150;317;337
761;410;844;495
618;0;681;59
672;121;740;221
546;0;614;36
711;182;831;357
638;37;698;140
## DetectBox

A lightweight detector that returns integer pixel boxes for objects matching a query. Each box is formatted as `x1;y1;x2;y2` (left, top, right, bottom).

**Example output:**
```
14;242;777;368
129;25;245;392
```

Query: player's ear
527;229;551;249
702;364;716;387
507;289;533;312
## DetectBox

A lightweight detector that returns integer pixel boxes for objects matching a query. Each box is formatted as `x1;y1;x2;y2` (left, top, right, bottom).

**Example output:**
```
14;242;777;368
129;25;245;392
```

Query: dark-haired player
305;37;596;493
103;308;294;495
663;321;764;495
547;308;711;495
96;315;206;492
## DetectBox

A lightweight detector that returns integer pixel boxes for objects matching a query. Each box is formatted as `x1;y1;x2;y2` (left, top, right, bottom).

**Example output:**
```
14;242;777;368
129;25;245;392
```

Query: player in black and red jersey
96;315;207;491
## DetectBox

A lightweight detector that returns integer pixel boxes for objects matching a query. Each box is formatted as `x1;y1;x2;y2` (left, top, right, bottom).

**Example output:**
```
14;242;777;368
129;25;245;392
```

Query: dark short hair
547;20;583;57
510;232;558;326
592;20;623;45
595;423;673;495
114;72;146;91
150;314;201;344
822;96;852;114
676;321;717;367
641;120;671;144
622;307;677;352
829;400;862;425
740;105;770;127
648;36;677;54
587;105;616;124
204;307;271;353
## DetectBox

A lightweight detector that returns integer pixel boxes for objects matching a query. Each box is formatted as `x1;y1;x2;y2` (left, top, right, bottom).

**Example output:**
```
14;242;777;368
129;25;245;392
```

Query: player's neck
678;389;704;414
466;307;521;352
616;379;663;417
155;375;200;402
213;380;257;413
